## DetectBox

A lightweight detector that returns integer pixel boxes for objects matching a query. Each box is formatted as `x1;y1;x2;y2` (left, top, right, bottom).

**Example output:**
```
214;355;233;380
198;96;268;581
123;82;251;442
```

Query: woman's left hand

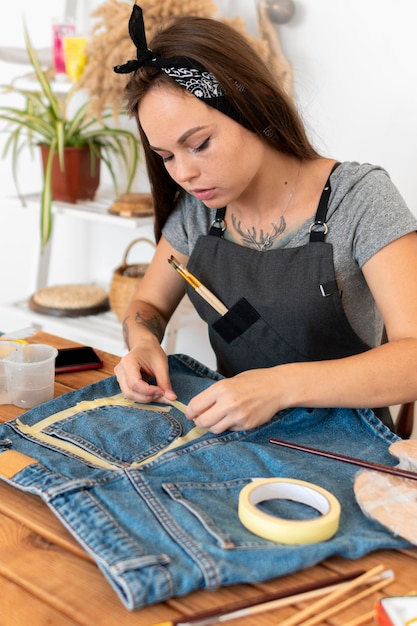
185;368;282;433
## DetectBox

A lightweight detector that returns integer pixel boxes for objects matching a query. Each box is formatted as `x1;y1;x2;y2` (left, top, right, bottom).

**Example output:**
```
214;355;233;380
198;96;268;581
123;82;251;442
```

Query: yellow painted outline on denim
161;397;188;414
29;394;170;432
13;394;206;470
130;424;208;468
15;419;121;470
128;396;207;468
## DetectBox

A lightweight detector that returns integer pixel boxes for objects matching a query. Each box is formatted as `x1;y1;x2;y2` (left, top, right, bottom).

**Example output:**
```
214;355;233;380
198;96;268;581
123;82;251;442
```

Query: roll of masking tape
238;478;341;544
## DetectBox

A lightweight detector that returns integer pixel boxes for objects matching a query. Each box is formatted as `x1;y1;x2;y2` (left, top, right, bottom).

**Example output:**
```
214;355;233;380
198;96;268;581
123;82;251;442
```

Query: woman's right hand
114;335;177;404
114;236;189;404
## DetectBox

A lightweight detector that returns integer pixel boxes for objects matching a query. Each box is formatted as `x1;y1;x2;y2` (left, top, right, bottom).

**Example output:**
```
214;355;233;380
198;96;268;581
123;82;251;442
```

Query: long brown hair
122;15;320;241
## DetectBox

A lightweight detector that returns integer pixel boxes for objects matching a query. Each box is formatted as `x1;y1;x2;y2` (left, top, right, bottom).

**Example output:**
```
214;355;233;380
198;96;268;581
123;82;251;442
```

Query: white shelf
21;189;154;229
0;299;126;355
0;191;155;355
1;192;216;365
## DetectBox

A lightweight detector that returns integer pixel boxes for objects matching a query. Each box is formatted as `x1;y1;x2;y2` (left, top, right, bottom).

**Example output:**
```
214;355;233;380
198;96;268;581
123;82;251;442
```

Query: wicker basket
109;237;155;322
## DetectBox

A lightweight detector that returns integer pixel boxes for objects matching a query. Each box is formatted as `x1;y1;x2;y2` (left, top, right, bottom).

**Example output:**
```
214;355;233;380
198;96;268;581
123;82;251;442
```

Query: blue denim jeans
0;354;410;610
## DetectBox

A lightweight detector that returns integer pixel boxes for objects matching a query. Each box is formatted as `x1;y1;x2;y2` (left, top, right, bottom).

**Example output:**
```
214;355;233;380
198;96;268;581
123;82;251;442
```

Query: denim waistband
0;354;410;609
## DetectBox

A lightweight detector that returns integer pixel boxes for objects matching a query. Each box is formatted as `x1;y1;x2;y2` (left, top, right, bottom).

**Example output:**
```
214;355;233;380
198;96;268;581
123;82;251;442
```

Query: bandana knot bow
113;3;249;124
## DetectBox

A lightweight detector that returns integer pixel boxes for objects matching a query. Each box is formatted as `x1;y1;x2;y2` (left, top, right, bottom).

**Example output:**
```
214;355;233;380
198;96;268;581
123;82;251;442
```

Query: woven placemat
29;284;110;318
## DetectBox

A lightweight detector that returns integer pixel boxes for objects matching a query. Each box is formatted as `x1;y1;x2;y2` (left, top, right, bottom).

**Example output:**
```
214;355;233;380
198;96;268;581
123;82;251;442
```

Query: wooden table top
1;331;416;626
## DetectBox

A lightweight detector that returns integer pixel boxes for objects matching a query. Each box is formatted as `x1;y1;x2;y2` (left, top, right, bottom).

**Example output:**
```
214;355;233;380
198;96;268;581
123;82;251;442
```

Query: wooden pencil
269;438;417;482
276;564;387;626
293;576;394;626
153;567;380;626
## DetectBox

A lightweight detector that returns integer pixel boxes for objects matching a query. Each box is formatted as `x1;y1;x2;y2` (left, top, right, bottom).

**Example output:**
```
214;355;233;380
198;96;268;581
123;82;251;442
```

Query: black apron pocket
211;297;310;376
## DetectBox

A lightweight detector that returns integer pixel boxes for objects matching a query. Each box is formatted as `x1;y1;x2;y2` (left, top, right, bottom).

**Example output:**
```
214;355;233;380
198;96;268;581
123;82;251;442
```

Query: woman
113;5;417;433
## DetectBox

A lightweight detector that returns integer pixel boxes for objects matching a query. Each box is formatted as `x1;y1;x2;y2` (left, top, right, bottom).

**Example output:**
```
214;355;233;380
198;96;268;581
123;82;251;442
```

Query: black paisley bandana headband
113;3;245;125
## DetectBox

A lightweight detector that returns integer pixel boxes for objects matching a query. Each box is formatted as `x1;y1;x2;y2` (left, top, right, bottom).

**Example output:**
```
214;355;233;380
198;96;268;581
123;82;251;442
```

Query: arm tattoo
122;317;130;348
135;311;164;340
122;311;164;350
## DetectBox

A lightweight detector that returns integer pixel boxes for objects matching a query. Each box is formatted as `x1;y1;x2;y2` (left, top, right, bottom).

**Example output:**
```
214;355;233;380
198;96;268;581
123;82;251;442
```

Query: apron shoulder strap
209;207;227;237
209;161;341;242
309;161;341;243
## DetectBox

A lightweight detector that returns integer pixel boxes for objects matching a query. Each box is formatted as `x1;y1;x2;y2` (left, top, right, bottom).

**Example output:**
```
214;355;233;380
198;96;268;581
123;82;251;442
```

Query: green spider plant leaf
0;26;141;249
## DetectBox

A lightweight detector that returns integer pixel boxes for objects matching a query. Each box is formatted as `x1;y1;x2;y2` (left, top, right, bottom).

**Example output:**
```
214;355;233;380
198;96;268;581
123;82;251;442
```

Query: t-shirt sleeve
162;193;215;256
335;166;417;268
162;203;190;255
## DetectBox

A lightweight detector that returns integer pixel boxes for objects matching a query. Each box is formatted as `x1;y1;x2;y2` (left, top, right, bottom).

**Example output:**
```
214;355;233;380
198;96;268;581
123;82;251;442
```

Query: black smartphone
55;346;104;373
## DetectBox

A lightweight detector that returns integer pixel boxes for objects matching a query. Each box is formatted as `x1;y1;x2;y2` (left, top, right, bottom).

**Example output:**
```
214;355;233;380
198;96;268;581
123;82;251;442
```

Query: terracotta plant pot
40;144;101;203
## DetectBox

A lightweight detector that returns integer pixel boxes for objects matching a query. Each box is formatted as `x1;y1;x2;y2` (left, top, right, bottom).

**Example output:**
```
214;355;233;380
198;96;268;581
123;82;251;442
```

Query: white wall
218;0;417;212
282;0;417;213
1;0;416;325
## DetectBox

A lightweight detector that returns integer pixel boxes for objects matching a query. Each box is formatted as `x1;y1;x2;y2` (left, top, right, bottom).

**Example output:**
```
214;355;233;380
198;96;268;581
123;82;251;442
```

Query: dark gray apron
185;165;393;429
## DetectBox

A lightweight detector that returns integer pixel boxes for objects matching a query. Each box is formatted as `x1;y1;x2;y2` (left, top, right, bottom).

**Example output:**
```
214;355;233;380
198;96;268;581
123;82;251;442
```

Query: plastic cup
5;344;58;408
0;341;19;404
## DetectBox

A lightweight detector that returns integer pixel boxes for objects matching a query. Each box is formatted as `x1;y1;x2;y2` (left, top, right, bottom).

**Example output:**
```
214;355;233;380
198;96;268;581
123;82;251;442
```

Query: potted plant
0;27;139;248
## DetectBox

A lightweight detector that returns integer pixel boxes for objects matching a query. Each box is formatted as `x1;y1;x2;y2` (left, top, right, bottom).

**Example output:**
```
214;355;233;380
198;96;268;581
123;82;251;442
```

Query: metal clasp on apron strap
309;219;329;240
209;207;227;237
309;162;340;243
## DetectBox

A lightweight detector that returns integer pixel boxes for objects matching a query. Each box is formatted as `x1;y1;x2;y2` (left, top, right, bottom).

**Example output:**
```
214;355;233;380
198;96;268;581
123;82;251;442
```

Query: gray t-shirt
162;161;417;347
